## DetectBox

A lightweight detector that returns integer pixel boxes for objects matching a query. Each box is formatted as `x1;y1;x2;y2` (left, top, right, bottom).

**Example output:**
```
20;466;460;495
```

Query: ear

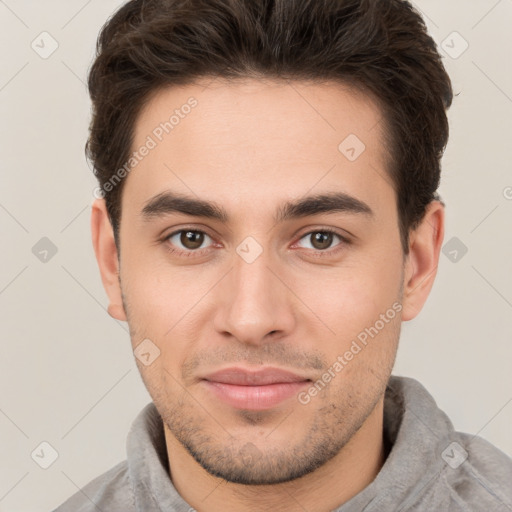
91;199;127;321
401;200;445;321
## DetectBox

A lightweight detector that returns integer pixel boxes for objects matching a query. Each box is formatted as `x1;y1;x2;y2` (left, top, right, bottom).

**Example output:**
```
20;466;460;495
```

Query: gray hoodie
52;376;512;511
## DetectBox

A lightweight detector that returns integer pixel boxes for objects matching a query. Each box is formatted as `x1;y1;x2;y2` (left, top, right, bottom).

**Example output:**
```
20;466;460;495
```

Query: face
94;78;436;485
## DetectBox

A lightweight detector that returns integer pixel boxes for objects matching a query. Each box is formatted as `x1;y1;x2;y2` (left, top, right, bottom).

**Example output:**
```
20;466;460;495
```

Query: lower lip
202;380;310;410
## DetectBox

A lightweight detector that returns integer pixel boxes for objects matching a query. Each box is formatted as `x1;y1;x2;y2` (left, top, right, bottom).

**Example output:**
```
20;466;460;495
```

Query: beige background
0;1;511;510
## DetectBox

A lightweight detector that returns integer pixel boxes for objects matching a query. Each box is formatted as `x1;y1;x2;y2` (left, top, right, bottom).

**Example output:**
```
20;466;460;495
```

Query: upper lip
202;367;311;386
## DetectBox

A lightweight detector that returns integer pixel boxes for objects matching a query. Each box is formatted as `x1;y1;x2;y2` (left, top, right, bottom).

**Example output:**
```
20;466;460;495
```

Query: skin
91;78;444;512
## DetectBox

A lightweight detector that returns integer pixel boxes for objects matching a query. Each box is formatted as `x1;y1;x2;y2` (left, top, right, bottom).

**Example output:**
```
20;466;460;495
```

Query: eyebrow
141;190;374;223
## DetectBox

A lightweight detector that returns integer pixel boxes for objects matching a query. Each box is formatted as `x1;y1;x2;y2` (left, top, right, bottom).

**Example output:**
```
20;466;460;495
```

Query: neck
164;398;386;512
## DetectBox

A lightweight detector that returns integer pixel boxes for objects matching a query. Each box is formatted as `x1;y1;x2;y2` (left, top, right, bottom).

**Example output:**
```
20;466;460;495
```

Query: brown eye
166;230;213;252
296;230;343;251
310;232;334;250
180;230;205;249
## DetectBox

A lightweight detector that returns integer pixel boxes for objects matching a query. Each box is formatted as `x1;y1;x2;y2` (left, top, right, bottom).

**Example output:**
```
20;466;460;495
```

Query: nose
213;247;296;346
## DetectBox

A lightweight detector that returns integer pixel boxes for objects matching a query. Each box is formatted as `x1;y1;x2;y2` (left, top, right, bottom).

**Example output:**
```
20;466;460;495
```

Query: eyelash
162;227;350;259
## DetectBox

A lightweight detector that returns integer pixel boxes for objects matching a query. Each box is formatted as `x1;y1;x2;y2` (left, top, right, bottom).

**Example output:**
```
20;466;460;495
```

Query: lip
203;367;310;385
201;367;311;410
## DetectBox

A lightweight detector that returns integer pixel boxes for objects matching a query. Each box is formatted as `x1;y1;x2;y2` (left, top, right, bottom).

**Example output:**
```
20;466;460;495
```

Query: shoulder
52;460;135;512
440;432;512;511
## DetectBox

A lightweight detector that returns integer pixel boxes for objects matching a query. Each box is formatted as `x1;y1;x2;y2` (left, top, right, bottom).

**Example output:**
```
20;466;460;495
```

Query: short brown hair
87;0;453;253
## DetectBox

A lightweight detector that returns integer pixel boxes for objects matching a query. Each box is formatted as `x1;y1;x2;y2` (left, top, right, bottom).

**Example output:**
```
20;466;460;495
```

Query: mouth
200;367;312;410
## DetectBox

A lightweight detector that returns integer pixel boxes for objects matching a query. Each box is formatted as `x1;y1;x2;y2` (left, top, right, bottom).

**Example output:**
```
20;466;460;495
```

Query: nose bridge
214;244;295;344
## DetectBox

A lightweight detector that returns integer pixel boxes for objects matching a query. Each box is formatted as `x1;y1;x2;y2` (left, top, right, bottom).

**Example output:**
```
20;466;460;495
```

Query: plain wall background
0;1;511;510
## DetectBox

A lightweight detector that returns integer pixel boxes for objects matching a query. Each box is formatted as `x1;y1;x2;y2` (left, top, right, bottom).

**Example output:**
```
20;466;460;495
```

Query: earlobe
107;303;127;320
401;201;445;322
91;199;127;322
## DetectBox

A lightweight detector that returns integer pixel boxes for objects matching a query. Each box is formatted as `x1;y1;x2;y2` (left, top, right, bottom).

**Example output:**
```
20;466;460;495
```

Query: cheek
305;275;402;398
120;257;217;368
292;254;402;336
121;253;196;318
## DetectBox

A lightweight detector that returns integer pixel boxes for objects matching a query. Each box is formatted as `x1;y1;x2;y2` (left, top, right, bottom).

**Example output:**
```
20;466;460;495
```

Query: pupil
313;232;332;250
181;231;203;249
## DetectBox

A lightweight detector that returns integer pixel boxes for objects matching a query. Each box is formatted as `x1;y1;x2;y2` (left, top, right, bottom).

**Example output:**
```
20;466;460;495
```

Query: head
90;0;452;485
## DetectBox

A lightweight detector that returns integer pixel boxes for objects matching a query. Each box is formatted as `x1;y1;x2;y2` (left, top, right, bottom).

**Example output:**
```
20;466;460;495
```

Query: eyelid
294;226;351;243
162;224;217;241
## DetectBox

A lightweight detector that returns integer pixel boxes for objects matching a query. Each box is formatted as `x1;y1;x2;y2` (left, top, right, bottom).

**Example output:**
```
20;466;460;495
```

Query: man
54;0;512;510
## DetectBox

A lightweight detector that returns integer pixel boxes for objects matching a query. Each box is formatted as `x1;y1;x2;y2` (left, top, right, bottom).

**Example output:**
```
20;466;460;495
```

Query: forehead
125;78;393;221
135;77;386;153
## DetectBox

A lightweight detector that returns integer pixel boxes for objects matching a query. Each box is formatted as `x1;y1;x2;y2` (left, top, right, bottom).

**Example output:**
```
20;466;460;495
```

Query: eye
295;229;346;252
165;229;214;253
